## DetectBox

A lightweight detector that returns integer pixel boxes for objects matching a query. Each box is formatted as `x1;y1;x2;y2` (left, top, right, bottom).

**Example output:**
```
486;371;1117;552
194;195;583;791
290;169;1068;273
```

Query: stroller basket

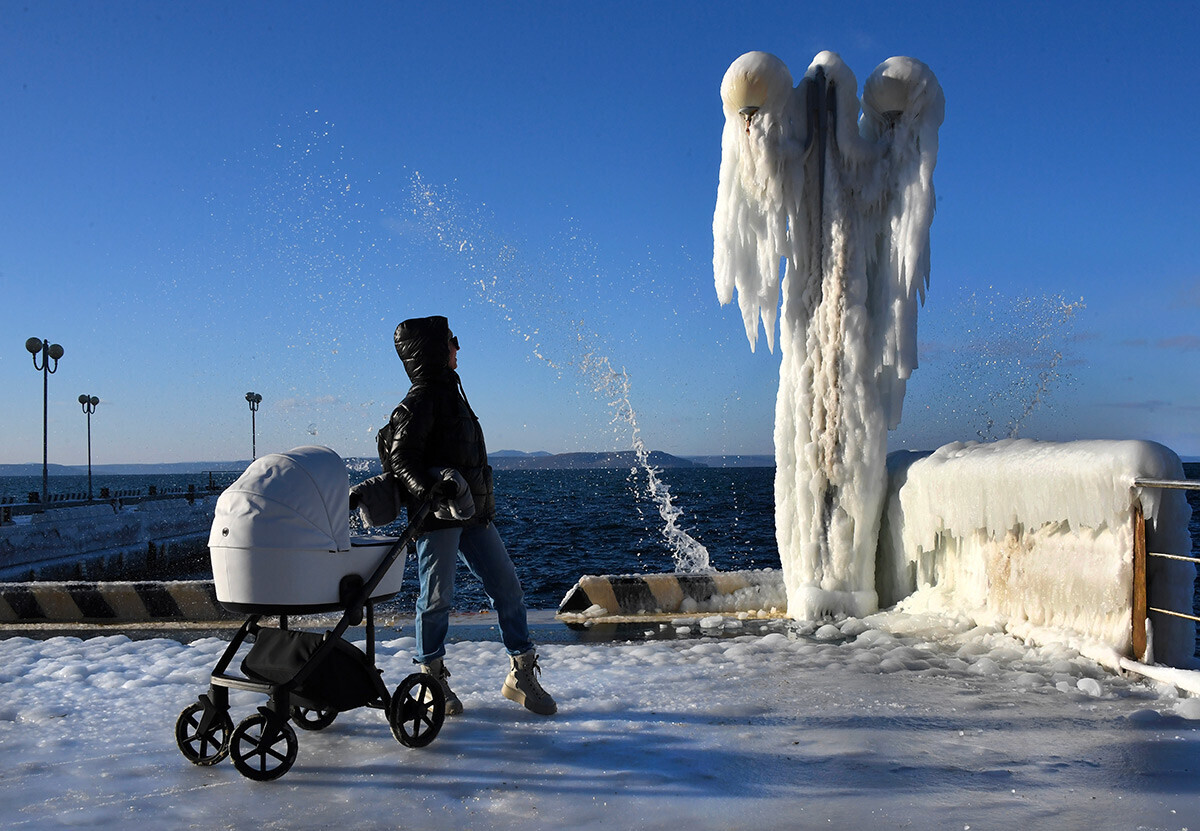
242;627;378;712
175;446;444;781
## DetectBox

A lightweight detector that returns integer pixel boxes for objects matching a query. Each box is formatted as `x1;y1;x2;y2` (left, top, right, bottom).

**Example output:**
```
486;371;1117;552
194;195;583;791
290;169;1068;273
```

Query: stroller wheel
175;699;232;766
230;710;299;781
389;672;445;748
290;705;338;731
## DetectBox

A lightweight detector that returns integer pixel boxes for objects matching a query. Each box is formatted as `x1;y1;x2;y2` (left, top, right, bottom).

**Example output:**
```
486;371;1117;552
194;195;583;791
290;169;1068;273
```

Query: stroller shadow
290;703;802;800
286;700;1200;802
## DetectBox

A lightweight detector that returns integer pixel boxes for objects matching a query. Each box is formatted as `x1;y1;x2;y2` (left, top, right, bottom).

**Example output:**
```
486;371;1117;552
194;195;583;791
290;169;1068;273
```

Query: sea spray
407;174;710;571
910;289;1085;443
201;138;715;571
584;353;711;572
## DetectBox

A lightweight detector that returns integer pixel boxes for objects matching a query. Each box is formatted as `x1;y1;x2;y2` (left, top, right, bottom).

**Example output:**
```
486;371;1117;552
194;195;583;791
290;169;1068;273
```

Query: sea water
0;467;776;611
1;464;1196;628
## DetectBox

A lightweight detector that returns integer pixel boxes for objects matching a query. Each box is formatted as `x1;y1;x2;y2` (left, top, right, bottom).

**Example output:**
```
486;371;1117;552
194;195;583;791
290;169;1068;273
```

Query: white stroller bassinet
209;446;403;612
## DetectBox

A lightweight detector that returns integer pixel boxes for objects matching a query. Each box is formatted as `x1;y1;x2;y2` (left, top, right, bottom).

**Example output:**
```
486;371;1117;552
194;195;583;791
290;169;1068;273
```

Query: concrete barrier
0;498;214;581
0;581;237;623
557;569;786;619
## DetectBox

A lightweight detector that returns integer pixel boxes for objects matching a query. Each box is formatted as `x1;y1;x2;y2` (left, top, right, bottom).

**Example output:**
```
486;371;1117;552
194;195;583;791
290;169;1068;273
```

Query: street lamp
25;337;64;505
78;394;100;500
245;392;262;460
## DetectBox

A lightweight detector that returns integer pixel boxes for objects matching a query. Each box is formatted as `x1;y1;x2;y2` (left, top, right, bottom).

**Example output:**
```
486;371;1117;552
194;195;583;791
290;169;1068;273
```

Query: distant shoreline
4;452;1197;476
0;450;777;476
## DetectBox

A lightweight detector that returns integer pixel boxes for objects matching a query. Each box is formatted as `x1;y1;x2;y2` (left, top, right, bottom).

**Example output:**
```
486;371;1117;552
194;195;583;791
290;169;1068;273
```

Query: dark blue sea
2;464;1197;619
0;468;778;611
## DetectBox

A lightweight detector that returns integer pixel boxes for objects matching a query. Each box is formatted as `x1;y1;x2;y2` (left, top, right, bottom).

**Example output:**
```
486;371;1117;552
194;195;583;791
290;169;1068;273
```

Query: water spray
407;174;710;572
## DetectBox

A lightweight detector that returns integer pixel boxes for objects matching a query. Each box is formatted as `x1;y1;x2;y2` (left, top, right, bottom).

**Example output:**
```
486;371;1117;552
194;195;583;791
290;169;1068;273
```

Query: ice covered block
880;439;1194;666
557;569;786;618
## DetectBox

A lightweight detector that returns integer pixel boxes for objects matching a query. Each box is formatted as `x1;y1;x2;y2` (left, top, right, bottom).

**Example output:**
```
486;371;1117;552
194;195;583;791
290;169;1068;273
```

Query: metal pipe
1146;551;1200;564
1133;478;1200;491
1148;606;1200;624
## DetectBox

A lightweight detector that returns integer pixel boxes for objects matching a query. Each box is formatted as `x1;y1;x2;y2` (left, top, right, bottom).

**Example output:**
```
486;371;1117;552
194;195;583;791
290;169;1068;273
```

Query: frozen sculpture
714;50;944;620
713;49;1195;668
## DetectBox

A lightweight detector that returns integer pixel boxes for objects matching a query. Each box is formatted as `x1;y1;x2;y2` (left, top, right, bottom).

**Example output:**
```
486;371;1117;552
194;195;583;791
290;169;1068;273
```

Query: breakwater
0;493;215;581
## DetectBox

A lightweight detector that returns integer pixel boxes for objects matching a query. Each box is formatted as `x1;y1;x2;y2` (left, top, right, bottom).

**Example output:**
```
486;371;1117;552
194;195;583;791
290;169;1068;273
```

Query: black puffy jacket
383;315;494;528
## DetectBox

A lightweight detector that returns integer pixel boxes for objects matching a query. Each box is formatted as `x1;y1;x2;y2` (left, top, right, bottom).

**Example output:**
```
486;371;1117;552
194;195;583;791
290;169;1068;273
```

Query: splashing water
406;174;710;571
584;353;711;572
195;125;710;571
918;289;1085;442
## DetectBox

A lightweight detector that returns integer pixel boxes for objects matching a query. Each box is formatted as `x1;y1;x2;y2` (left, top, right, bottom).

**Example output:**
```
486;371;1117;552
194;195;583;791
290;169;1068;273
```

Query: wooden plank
1132;504;1147;661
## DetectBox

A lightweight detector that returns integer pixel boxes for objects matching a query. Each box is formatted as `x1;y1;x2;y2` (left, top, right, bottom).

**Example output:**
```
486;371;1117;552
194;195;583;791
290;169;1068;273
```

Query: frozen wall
879;440;1195;667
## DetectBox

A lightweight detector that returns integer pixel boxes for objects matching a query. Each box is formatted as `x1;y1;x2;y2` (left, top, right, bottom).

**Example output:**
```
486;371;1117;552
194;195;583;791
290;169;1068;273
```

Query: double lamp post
26;337;105;502
25;336;264;502
25;337;63;504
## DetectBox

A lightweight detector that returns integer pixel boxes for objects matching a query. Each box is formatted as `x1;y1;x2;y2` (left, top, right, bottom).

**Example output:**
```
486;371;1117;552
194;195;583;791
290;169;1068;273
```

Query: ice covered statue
714;50;944;619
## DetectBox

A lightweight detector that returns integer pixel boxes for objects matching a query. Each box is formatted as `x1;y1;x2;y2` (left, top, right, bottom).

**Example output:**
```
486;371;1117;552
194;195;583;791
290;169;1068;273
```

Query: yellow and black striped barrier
0;581;237;624
556;569;786;619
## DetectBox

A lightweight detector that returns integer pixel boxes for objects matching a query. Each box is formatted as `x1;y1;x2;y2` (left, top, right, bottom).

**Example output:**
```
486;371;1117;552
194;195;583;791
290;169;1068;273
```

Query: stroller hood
209;445;351;552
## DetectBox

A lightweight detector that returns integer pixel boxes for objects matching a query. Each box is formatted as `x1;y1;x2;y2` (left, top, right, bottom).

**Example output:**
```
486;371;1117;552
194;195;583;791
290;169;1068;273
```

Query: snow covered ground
2;610;1199;830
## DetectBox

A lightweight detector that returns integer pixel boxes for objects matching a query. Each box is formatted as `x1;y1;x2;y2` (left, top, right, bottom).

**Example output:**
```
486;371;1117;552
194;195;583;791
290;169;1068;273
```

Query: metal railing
1131;477;1200;661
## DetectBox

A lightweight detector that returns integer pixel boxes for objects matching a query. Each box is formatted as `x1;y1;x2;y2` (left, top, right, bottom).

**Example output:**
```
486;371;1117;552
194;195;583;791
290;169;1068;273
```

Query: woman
382;315;555;716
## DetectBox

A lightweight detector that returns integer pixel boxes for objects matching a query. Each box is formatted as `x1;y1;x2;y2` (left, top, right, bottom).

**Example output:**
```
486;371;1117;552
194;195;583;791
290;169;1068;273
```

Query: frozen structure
714;50;944;619
879;440;1194;668
712;51;1195;668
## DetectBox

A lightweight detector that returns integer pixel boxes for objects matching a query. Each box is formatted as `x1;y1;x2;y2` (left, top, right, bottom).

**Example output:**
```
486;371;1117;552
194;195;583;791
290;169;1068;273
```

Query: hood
208;445;351;552
394;315;451;382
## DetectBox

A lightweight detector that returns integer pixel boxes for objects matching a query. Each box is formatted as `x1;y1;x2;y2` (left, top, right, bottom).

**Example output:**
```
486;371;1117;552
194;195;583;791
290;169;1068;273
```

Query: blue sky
2;1;1197;465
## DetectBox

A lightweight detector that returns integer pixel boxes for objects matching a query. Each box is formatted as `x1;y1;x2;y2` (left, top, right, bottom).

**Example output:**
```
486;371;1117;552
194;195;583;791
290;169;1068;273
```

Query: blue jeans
414;522;533;664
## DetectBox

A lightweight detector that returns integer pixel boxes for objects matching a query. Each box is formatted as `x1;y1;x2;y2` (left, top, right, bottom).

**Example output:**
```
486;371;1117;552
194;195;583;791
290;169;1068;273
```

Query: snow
2;612;1199;829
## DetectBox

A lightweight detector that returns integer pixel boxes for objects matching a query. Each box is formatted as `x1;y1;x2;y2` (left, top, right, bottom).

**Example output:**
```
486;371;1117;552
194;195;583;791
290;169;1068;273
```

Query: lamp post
78;395;99;500
245;392;262;460
25;338;64;505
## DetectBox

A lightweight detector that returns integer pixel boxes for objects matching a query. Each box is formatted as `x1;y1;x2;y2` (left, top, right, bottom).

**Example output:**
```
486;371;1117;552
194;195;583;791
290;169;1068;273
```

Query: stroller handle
350;497;434;612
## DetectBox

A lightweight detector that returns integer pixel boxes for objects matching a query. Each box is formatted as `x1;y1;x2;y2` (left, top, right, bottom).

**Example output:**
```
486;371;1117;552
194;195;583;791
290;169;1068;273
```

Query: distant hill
0;451;778;476
8;453;1186;477
489;451;703;470
684;455;775;468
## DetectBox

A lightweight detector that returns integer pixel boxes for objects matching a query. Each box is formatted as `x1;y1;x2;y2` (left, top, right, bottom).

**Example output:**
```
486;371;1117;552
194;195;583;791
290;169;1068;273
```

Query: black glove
431;477;458;500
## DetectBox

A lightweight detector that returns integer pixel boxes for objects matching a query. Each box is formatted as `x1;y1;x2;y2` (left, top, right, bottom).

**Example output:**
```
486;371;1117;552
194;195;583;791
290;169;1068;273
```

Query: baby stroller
174;445;445;781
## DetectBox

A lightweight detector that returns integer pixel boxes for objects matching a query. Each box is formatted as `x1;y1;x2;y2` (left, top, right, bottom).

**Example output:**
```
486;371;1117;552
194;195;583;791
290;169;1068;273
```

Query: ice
8;613;1198;828
713;51;1196;674
881;439;1194;667
714;51;943;620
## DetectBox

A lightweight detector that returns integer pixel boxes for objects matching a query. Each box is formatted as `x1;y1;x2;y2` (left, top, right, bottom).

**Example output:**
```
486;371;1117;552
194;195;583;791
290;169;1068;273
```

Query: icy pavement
1;610;1198;830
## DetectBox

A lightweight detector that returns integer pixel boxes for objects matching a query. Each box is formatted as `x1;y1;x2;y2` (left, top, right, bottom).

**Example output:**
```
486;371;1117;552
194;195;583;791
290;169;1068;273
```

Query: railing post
1132;502;1148;662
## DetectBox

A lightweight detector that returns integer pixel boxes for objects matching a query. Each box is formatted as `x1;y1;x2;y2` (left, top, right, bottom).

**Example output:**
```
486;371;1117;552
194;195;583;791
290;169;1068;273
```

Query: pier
0;485;223;581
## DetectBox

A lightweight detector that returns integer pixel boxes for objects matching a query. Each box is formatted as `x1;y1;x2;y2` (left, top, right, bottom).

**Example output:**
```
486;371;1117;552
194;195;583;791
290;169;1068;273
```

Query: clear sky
2;1;1197;465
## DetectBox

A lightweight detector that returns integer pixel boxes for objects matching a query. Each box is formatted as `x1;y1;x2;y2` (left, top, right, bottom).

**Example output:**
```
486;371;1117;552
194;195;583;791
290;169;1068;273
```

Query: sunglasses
449;335;460;349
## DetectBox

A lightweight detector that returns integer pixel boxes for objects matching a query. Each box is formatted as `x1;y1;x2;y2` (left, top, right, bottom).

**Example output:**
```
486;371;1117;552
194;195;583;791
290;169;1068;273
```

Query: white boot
420;657;463;716
502;650;557;715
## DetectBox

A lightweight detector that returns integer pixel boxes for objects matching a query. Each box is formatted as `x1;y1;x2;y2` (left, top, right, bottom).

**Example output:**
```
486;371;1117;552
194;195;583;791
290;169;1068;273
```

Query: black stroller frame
175;500;445;781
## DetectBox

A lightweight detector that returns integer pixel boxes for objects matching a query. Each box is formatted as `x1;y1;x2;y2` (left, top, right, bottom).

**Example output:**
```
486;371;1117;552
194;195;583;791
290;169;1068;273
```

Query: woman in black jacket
383;315;555;716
